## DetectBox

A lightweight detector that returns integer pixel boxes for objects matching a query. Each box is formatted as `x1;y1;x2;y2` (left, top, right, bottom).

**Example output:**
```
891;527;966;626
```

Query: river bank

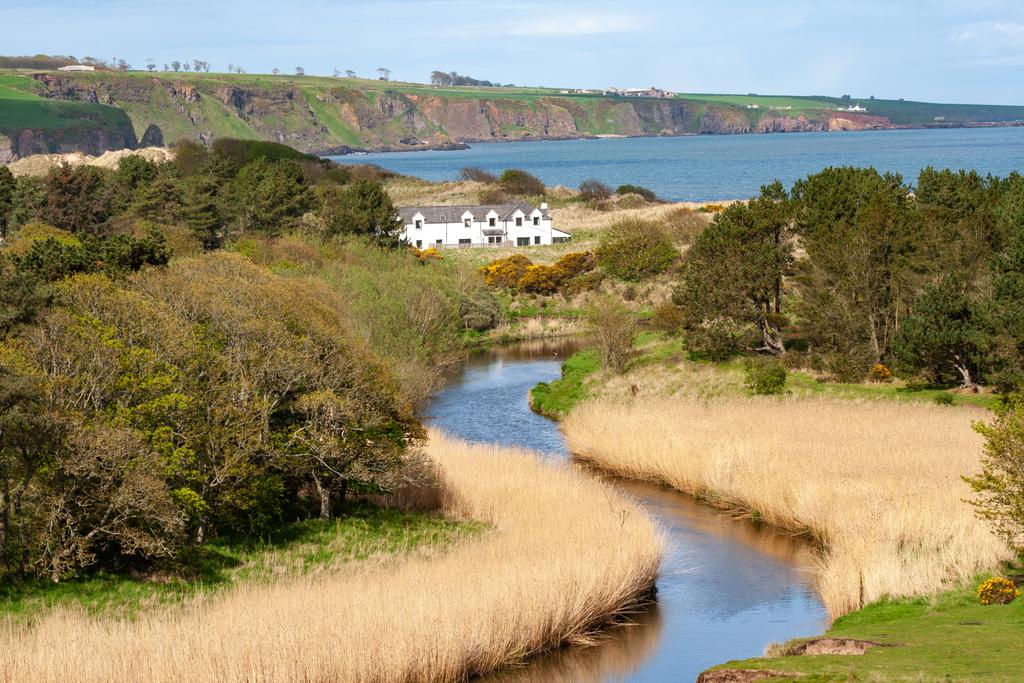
0;431;661;682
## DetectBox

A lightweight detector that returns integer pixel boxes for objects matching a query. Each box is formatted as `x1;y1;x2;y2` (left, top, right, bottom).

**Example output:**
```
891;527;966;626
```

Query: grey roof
398;202;549;224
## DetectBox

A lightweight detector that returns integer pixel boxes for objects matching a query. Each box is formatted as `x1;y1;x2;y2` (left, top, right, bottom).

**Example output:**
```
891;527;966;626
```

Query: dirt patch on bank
697;669;802;682
785;637;885;656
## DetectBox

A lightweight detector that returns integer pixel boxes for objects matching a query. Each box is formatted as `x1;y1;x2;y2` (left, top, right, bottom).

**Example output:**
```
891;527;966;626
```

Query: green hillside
2;68;1024;160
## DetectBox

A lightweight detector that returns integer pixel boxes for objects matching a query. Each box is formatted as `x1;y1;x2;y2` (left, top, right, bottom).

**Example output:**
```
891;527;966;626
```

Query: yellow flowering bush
977;577;1020;605
870;363;893;382
412;246;442;262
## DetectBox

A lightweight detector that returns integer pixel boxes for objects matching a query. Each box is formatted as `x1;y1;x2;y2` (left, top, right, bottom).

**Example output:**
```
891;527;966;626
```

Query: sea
327;127;1024;202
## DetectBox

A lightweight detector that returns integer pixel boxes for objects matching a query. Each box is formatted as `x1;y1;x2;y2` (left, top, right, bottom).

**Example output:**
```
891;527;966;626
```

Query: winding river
425;341;828;682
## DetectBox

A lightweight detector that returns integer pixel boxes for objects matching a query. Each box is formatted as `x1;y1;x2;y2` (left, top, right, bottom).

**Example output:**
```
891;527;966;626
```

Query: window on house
515;216;523;226
552;236;570;244
464;218;472;227
415;240;422;248
533;216;540;226
488;235;502;244
534;236;541;245
488;217;496;227
414;219;423;229
458;238;472;245
435;239;443;244
517;237;530;246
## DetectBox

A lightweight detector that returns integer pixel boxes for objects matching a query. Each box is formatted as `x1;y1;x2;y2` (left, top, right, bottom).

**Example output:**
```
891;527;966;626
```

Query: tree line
673;167;1024;393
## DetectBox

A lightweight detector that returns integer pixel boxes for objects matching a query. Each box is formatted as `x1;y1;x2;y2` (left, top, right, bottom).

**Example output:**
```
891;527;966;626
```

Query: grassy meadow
0;432;662;682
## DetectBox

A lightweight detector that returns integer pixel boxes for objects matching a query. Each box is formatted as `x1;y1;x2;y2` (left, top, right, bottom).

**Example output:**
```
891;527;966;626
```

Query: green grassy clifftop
3;69;1024;160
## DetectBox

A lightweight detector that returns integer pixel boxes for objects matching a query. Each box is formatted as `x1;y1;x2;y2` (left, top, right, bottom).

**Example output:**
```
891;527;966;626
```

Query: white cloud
507;13;644;36
952;20;1024;43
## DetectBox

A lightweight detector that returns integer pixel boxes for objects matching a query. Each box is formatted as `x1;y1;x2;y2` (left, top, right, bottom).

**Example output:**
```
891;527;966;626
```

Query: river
424;342;828;682
328;126;1024;202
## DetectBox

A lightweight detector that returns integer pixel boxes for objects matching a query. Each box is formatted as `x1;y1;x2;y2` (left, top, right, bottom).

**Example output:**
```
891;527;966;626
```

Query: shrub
589;296;637;373
412;246;442;262
516;265;560;295
651;302;685;335
459;167;497;184
550;251;595;280
977;577;1020;605
595;218;679;281
965;398;1024;550
934;393;955;406
479;254;533;289
662;208;708;245
615;184;657;202
459;286;502;332
744;358;788;395
699;203;726;213
478;188;509;205
499;169;545;197
578;179;612;202
870;363;893;382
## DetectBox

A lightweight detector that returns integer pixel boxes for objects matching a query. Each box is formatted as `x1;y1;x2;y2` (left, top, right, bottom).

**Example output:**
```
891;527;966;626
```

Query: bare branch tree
376;67;391;81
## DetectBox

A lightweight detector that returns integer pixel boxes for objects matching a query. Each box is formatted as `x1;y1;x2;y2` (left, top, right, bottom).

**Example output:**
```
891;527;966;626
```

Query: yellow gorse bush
870;363;893;381
977;577;1020;605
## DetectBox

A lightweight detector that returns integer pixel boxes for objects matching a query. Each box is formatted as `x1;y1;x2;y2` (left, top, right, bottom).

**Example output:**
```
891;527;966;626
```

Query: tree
892;276;989;390
42;165;112;236
295;66;305;76
0;166;15;242
673;182;794;356
182;176;223;250
344;69;356;79
171;60;181;72
272;67;280;75
791;168;916;374
588;296;637;373
320;180;402;245
182;61;191;72
430;70;454;86
498;168;545;196
964;399;1024;551
145;58;156;72
229;159;310;235
227;63;234;73
376;67;391;81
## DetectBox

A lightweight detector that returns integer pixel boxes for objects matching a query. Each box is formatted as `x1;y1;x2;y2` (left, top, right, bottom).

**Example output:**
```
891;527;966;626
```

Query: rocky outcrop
827;112;891;131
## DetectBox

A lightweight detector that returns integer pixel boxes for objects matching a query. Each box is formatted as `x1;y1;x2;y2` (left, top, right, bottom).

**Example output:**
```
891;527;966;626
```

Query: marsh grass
0;433;662;682
563;396;1011;617
0;504;478;621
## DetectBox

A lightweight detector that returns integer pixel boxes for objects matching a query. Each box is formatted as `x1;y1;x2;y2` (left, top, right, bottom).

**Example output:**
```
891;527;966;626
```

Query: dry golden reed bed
0;433;661;683
563;396;1011;617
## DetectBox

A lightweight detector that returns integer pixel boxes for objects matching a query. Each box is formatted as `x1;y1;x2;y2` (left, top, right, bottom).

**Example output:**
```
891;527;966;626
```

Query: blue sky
7;0;1024;104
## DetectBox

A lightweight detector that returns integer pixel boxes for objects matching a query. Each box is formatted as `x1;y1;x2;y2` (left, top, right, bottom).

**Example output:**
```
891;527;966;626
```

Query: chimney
540;202;549;211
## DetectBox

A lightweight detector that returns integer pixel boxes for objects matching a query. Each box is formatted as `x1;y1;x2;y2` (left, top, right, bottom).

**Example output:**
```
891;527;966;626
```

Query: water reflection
426;342;828;682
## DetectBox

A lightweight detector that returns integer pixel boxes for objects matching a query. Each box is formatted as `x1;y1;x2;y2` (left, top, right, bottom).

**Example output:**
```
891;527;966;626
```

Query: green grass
530;349;600;419
0;502;483;621
709;574;1024;682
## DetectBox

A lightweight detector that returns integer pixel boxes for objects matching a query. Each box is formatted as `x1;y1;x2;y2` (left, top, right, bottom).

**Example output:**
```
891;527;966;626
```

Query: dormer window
414;219;423;230
515;217;523;227
464;218;472;227
488;217;496;227
533;216;540;226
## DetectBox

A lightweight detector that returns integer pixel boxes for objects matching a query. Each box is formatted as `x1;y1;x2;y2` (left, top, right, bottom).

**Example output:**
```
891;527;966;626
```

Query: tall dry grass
0;432;661;683
563;396;1011;617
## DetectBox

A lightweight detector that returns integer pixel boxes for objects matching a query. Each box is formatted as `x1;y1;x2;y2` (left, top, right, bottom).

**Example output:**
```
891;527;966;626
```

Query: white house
398;202;571;248
57;64;96;72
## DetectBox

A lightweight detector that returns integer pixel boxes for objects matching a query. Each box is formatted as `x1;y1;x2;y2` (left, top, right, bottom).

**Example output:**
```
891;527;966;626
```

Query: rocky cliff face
18;73;897;157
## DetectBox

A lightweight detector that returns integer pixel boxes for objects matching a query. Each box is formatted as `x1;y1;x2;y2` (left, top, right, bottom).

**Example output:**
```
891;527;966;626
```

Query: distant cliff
2;70;1022;160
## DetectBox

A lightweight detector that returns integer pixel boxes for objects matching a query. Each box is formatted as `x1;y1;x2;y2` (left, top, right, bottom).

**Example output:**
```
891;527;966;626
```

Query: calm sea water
329;127;1024;201
426;343;827;683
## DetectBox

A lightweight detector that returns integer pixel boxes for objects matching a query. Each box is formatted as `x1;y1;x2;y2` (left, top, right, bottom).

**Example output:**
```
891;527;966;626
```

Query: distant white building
57;64;96;72
838;103;868;113
398;202;571;248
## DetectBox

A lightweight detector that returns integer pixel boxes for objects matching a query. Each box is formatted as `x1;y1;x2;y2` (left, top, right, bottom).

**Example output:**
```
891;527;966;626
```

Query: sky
6;0;1024;104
